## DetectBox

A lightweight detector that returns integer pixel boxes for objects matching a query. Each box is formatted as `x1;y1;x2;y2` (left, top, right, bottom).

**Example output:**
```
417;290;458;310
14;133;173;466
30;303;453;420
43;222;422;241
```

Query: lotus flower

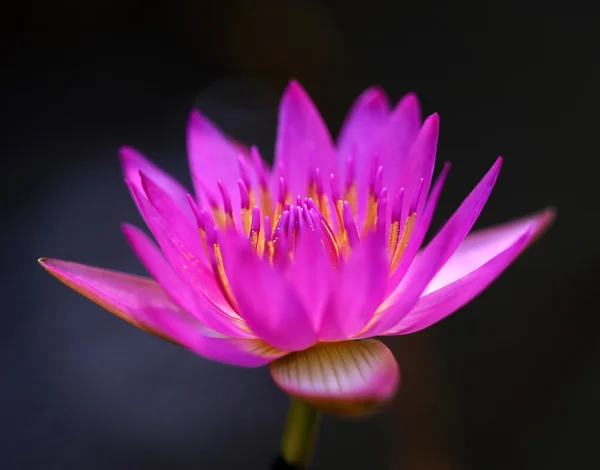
39;81;553;416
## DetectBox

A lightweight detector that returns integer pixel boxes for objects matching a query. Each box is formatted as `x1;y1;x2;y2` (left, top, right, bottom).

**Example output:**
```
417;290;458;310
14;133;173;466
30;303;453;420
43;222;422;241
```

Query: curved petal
121;223;204;315
386;161;450;295
385;208;555;335
187;110;243;212
274;80;337;198
188;337;285;367
127;183;242;322
319;235;389;341
38;258;278;367
269;340;400;417
38;258;199;345
139;172;206;262
122;223;250;338
142;308;286;367
222;234;317;351
120;146;193;220
422;157;504;272
424;208;554;296
391;113;440;220
336;86;390;219
361;158;503;337
371;93;422;199
286;229;335;331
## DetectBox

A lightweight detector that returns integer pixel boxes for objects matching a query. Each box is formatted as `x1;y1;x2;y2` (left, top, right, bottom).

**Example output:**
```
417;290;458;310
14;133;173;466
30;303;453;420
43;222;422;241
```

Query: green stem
280;398;321;469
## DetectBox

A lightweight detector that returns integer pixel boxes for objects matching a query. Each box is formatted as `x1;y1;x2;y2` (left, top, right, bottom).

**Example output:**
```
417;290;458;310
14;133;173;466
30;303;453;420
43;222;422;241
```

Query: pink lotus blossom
39;80;553;415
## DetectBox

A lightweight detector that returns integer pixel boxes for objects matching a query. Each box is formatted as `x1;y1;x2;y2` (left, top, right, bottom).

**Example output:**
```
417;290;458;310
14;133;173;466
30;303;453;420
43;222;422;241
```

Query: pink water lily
40;80;553;416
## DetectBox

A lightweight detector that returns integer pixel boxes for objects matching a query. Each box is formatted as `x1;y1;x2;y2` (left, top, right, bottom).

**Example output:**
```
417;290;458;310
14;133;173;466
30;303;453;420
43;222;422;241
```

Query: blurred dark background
1;1;598;469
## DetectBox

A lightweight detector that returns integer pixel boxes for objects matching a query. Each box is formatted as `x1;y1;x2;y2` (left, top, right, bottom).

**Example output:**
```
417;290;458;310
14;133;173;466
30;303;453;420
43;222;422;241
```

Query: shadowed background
1;0;598;469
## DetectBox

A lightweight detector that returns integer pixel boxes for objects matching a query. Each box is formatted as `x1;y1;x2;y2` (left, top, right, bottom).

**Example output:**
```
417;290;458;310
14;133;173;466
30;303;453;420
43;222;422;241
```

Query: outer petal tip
39;257;64;275
188;108;202;123
360;86;389;107
187;109;209;136
118;146;143;174
281;80;314;109
417;113;440;143
38;257;62;272
539;206;557;227
528;206;556;244
425;112;440;126
38;257;51;270
401;91;418;102
282;80;324;111
118;145;132;160
187;109;217;136
286;78;304;94
483;156;503;189
270;340;400;417
398;91;421;115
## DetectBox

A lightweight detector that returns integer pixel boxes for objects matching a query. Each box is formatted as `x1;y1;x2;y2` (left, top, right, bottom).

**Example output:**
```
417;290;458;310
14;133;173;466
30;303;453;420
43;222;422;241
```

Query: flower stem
279;397;320;469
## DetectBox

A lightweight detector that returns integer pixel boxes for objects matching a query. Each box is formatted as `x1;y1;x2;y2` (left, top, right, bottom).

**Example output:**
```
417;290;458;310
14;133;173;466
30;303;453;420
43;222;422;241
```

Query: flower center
188;150;421;312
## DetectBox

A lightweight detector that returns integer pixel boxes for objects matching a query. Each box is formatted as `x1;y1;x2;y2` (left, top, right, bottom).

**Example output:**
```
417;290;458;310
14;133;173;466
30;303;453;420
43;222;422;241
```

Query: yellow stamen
318;194;334;228
343;182;358;217
334;199;345;232
319;218;340;267
264;239;275;262
198;227;209;260
259;186;273;220
248;189;256;212
388;220;400;256
333;198;350;256
241;208;251;235
249;228;260;253
363;194;378;234
307;182;318;203
273;193;290;229
211;207;227;229
212;242;239;311
389;213;416;272
224;212;236;229
256;228;266;257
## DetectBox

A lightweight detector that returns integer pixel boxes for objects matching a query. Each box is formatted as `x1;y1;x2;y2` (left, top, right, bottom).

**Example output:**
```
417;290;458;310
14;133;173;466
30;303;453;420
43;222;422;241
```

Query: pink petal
122;223;250;338
392;113;440;220
142;308;286;367
386;161;450;295
121;223;203;315
424;208;554;296
273;80;337;198
336;86;390;218
319;235;389;341
119;146;193;220
128;183;239;320
371;93;422;198
139;172;206;263
38;258;199;345
361;158;503;337
39;257;281;367
187;110;243;213
221;234;317;351
285;229;334;331
269;340;400;417
385;209;555;335
187;337;286;367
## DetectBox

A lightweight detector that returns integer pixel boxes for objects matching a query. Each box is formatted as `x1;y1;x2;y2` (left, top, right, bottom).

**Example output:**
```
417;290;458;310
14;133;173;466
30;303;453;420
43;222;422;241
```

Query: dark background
2;1;598;469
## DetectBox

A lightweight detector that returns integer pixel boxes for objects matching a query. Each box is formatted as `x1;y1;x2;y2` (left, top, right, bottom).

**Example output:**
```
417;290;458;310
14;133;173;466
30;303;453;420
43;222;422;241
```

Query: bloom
40;80;553;415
